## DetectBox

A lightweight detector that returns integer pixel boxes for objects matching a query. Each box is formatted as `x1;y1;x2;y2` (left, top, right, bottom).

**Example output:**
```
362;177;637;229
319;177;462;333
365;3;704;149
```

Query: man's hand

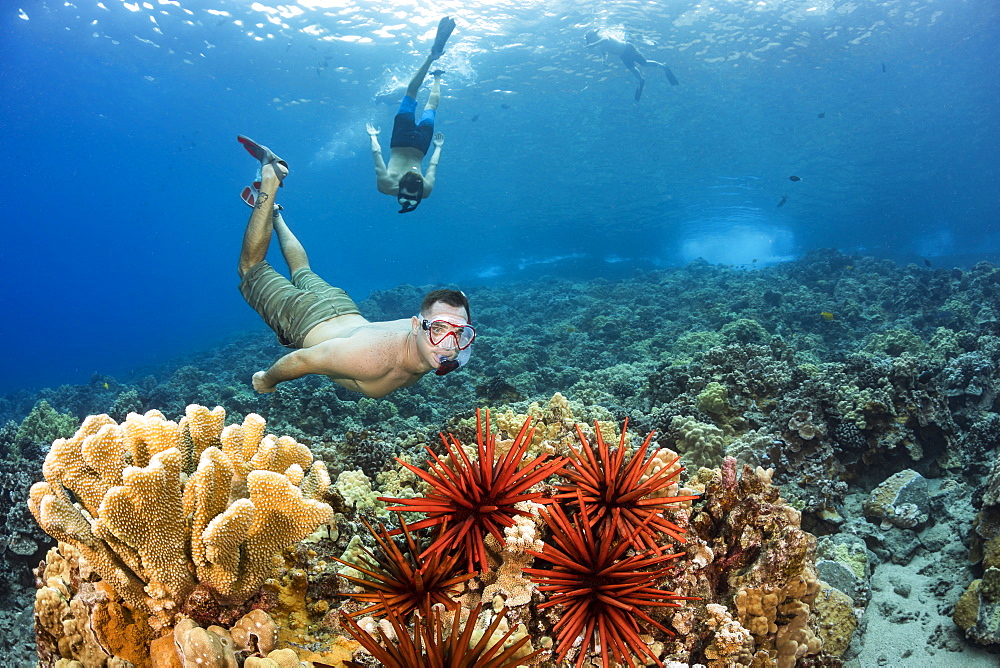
366;123;381;136
432;132;444;147
252;371;276;393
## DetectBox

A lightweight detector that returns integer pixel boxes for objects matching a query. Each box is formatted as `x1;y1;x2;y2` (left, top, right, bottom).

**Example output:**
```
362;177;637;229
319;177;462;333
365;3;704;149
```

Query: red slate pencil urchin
331;514;476;621
524;499;694;668
556;420;698;553
342;595;544;667
380;408;566;573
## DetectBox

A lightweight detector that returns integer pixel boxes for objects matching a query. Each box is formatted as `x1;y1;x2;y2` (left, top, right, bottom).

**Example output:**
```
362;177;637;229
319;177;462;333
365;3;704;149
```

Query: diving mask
422;319;476;349
420;317;475;376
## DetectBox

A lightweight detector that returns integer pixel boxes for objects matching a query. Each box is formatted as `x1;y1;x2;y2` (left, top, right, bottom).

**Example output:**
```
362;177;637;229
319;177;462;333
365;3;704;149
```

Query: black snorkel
397;172;424;214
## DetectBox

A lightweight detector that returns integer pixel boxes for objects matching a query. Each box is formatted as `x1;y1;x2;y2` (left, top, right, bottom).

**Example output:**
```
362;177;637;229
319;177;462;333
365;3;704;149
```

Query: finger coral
27;405;332;630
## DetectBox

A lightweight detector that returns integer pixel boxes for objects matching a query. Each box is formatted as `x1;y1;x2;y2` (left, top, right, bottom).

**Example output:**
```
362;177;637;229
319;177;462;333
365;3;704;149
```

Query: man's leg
238;162;286;278
405;52;436;99
621;44;647;85
425;70;442;111
272;209;310;275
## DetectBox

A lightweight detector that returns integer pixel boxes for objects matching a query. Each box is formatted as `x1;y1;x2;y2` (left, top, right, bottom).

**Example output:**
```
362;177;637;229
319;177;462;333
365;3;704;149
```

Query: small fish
923;258;932;267
500;103;510;110
917;370;934;383
789;175;801;182
881;61;886;73
470;114;479;122
777;195;788;208
821;311;835;321
103;382;109;390
818;112;825;118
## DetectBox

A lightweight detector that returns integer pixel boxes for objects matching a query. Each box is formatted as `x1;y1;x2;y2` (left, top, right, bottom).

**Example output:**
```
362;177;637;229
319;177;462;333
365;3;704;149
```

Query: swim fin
237;135;288;186
664;66;679;86
430;16;456;59
634;79;645;102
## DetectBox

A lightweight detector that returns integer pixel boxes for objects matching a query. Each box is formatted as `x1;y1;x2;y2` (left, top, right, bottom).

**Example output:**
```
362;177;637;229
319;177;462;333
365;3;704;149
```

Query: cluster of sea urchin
338;411;695;667
526;420;697;667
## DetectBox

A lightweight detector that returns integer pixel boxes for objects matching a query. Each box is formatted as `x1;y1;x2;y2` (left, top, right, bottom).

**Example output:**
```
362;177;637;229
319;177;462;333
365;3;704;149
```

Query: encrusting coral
28;405;332;632
669;456;829;667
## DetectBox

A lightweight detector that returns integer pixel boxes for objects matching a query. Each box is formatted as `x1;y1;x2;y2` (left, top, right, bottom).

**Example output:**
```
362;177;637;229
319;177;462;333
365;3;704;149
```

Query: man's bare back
251;299;472;399
294;315;428;398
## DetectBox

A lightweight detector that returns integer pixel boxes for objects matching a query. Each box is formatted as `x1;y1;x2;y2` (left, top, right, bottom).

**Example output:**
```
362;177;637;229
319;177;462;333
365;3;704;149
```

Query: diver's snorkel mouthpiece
434;344;471;376
435;359;460;376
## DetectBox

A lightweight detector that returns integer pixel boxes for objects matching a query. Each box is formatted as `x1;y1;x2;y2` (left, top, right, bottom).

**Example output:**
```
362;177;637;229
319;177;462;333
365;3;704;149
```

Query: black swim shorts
389;95;435;154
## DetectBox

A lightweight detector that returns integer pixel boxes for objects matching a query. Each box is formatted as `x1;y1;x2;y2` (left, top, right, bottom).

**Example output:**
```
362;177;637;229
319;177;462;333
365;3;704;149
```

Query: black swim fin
634;80;645;102
664;66;679;86
431;16;456;59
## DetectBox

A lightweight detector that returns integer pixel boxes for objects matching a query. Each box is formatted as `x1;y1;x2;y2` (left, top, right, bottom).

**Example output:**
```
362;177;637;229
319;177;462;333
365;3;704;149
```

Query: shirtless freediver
234;135;475;398
367;16;457;213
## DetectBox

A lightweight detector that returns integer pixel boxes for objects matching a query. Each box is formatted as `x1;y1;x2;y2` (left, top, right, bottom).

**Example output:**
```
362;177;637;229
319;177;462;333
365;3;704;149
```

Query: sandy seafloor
6;251;1000;666
843;482;999;667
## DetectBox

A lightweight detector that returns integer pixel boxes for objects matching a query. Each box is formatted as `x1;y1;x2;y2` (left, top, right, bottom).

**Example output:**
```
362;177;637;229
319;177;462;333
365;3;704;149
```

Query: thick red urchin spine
341;593;544;667
380;408;566;573
525;494;695;668
331;514;476;621
556;420;699;554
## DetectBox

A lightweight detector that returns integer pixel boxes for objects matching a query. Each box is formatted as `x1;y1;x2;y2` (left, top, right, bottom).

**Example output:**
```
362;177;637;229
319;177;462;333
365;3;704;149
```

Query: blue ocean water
1;0;997;397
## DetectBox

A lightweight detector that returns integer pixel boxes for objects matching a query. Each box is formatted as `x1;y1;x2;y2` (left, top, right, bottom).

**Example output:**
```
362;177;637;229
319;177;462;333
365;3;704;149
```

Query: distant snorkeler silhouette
585;28;679;102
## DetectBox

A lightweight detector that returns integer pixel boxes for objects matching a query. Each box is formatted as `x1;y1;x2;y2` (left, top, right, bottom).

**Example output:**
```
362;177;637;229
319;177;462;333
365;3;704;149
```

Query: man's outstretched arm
252;349;314;393
252;338;388;394
423;132;444;191
366;123;394;193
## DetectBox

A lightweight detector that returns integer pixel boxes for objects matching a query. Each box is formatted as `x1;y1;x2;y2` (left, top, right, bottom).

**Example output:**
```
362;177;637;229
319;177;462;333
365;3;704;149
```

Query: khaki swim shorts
239;261;361;348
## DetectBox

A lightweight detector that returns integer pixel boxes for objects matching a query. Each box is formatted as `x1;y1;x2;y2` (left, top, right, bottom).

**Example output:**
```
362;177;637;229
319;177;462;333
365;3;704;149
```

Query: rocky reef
3;249;1000;666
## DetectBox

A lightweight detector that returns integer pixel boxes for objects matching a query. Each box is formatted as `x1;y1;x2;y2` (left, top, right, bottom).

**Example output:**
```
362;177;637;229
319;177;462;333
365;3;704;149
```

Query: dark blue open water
2;0;998;396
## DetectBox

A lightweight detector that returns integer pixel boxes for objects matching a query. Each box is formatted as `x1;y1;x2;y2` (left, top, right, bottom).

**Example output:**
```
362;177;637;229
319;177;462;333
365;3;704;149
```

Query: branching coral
27;406;332;629
333;515;476;621
524;501;691;668
381;408;566;572
555;420;697;552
